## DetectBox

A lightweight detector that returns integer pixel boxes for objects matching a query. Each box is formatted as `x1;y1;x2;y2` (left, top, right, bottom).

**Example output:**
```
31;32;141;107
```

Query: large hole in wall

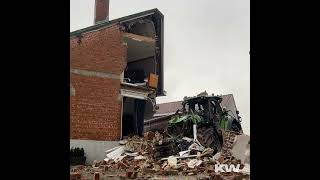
122;19;157;84
121;20;159;138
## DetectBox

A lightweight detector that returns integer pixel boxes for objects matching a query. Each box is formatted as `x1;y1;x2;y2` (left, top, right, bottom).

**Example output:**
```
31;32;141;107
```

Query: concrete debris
199;148;214;158
153;164;161;171
125;152;138;157
161;154;198;161
134;155;146;160
187;159;202;168
71;131;250;179
188;141;206;152
195;160;202;166
92;160;99;168
114;154;127;163
105;146;121;154
179;150;190;157
106;146;125;160
212;152;221;161
119;139;128;145
161;161;168;169
167;156;178;168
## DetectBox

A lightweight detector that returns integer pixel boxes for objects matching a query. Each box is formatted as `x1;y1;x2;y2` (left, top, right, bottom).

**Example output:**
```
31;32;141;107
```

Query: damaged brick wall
70;25;127;141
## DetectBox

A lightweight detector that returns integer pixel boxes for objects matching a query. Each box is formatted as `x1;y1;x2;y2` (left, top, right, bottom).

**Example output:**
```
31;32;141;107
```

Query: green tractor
166;92;243;154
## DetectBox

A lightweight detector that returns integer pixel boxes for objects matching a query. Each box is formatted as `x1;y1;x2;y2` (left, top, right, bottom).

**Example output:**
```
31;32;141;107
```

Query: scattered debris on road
71;130;250;179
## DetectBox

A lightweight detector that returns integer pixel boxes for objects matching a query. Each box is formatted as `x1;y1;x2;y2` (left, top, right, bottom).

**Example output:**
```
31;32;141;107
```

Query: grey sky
70;0;250;135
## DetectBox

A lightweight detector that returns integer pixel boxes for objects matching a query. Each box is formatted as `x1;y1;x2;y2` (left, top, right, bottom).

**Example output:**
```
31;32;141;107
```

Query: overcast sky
70;0;250;135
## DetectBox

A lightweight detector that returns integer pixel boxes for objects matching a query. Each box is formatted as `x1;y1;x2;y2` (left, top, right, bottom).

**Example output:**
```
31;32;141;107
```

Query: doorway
121;97;146;138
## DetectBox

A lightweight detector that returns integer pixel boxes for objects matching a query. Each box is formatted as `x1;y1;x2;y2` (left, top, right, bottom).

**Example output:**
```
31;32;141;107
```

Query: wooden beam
123;32;155;43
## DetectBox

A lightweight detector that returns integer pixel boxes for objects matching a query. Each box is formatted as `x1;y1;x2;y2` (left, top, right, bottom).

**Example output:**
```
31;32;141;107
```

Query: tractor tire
197;126;223;153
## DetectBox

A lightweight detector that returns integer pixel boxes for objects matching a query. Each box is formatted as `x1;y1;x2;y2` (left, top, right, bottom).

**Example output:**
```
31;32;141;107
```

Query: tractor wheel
197;126;223;153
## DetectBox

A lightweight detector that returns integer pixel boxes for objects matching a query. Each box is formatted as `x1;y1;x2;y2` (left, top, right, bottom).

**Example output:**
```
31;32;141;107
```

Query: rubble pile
71;131;250;179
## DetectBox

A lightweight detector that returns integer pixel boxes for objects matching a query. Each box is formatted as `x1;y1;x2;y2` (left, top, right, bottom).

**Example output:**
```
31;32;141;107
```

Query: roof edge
70;8;163;37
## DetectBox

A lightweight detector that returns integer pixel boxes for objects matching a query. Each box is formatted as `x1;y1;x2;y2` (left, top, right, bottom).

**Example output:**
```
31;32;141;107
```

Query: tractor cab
181;95;224;126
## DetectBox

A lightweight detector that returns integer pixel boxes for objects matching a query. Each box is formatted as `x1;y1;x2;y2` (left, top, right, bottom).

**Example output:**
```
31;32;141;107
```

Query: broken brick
164;170;178;175
70;172;81;180
143;169;156;174
144;131;155;140
103;165;108;171
94;172;100;180
72;131;249;179
218;156;225;163
118;161;128;169
153;164;161;171
126;171;138;179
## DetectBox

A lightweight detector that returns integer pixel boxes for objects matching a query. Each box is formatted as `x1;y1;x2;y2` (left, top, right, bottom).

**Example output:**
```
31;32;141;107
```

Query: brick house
70;0;164;163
